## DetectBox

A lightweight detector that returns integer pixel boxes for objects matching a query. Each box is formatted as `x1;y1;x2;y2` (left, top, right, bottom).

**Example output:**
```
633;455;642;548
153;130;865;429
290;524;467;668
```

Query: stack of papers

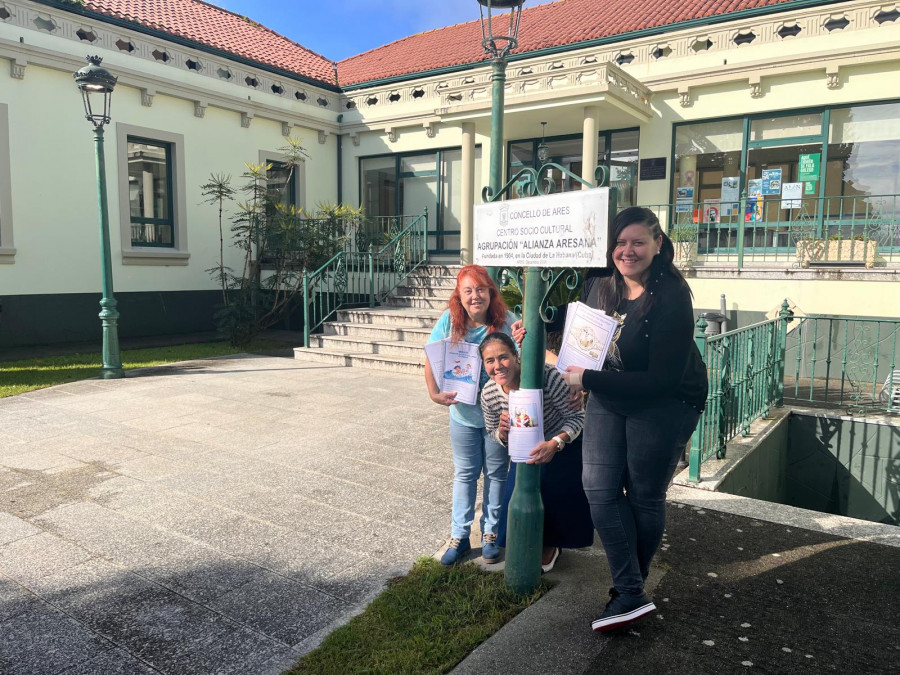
508;388;544;463
555;301;619;374
423;339;482;405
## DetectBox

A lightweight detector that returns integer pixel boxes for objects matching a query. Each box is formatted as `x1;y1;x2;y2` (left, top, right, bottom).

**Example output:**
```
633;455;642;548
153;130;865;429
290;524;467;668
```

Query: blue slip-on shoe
591;591;656;632
481;533;500;563
441;537;472;565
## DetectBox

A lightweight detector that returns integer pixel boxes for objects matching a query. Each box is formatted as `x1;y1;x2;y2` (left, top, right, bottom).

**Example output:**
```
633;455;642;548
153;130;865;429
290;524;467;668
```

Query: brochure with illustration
424;339;483;406
508;388;544;463
555;301;619;374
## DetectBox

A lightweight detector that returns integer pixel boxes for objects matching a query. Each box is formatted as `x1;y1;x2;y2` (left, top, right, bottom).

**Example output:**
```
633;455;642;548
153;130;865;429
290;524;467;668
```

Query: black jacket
578;269;708;411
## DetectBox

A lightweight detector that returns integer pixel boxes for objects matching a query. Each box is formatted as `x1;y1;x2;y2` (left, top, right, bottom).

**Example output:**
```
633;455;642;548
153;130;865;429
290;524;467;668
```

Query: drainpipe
337;114;343;204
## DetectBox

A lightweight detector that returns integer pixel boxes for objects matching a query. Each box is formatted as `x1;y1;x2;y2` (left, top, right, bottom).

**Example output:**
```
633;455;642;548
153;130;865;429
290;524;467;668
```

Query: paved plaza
0;356;455;673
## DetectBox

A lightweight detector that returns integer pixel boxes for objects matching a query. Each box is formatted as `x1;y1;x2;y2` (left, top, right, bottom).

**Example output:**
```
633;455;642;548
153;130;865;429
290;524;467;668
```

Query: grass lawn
0;339;291;398
285;558;550;675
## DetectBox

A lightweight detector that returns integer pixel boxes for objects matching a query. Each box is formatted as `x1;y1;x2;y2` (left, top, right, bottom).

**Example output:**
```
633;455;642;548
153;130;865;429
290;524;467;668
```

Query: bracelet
551;435;565;451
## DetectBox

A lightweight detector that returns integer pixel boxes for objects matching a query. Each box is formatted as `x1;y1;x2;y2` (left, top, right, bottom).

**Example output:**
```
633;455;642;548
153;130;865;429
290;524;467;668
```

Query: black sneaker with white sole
591;591;656;632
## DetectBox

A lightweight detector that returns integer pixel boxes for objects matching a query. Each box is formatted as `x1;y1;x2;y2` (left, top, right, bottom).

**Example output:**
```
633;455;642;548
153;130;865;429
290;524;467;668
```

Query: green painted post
688;315;708;482
368;243;375;308
92;126;123;379
505;266;545;594
422;206;429;264
736;189;747;269
775;299;791;407
484;57;507;284
302;274;310;347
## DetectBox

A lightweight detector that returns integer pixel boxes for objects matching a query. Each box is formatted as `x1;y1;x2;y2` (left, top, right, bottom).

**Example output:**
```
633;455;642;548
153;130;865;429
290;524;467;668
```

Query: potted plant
669;224;699;269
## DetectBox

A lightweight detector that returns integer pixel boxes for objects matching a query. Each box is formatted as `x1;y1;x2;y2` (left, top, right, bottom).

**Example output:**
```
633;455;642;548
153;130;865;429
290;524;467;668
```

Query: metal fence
302;211;428;346
784;315;900;413
688;305;790;482
639;193;900;268
688;305;900;481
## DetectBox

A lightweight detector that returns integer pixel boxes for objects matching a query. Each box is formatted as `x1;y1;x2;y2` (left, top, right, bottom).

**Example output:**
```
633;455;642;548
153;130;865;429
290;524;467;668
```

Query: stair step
323;322;432;343
401;275;458;289
384;296;448;310
336;307;443;327
394;285;454;299
294;347;425;375
311;335;426;358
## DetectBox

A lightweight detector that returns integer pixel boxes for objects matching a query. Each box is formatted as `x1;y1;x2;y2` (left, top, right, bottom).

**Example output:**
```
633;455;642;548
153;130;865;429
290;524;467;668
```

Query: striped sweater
481;364;585;447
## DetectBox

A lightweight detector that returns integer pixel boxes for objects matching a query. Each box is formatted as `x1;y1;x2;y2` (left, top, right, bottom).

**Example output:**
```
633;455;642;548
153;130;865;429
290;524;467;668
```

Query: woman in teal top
425;264;520;565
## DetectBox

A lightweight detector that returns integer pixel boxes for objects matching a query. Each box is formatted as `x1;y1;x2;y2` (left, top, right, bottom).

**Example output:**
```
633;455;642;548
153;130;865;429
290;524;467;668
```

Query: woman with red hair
425;264;521;565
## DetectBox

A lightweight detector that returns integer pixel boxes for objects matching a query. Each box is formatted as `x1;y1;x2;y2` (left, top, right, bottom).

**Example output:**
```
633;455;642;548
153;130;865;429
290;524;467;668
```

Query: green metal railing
638;193;900;268
688;302;791;482
689;305;900;481
302;210;428;346
784;315;900;413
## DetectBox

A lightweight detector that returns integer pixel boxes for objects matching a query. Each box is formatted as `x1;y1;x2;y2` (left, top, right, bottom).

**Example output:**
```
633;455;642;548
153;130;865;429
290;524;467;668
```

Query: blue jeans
448;418;509;539
582;398;700;595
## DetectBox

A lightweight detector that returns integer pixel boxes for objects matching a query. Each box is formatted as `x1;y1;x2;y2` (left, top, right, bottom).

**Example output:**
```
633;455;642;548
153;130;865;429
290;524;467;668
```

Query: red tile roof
80;0;338;86
337;0;805;87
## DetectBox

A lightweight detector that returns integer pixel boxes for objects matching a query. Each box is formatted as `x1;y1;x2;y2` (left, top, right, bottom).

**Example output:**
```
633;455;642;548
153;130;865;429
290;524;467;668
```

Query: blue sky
214;0;558;62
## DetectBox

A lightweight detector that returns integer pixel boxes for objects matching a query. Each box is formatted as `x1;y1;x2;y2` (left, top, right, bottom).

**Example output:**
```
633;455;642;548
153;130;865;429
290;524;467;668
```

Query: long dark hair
593;206;689;317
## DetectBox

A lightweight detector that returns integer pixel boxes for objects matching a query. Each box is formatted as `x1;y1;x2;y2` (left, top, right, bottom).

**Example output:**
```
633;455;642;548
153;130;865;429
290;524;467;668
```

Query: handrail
688;301;791;482
302;209;429;346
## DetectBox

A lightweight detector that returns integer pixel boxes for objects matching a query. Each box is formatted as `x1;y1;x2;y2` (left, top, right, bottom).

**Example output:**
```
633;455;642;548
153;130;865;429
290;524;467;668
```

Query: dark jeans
582;397;700;596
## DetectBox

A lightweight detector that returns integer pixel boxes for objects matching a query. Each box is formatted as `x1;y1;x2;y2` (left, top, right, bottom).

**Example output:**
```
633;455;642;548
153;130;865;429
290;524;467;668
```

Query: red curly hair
448;264;509;342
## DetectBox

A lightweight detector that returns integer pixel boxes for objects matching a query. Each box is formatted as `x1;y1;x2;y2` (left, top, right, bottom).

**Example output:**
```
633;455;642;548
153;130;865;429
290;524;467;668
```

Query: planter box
795;239;877;269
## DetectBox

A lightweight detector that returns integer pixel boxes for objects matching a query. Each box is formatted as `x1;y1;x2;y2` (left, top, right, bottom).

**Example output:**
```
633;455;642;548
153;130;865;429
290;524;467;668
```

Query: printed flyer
424;339;482;406
508;388;544;463
556;301;618;374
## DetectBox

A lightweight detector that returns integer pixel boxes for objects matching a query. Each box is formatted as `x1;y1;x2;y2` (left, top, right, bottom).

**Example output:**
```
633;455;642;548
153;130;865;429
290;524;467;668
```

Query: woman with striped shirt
479;332;594;572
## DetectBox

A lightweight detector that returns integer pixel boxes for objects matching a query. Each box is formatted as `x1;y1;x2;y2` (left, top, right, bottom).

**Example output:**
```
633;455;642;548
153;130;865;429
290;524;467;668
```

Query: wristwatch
551;435;565;451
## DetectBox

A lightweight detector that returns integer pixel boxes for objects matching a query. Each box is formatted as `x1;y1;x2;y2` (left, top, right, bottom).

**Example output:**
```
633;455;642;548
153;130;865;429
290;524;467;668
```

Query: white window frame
116;123;189;265
0;104;14;263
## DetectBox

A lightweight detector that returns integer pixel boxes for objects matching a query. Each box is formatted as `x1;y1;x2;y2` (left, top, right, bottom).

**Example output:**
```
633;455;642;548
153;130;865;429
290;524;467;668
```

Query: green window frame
127;136;175;248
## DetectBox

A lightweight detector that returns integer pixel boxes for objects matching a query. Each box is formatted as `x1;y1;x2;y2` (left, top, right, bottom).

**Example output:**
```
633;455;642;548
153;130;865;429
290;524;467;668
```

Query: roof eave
340;0;848;91
35;0;341;92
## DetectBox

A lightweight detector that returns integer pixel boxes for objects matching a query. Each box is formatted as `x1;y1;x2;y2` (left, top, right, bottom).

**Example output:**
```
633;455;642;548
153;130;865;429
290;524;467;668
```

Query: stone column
460;122;476;264
581;106;600;188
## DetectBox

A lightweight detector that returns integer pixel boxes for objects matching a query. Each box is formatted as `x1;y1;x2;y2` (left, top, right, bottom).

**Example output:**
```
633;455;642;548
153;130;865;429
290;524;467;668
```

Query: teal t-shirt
428;309;518;428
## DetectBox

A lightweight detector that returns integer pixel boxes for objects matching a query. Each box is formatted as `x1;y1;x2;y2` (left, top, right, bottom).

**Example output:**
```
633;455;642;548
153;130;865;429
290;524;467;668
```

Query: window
116;124;188;264
360;147;482;255
507;128;640;206
260;151;305;212
0;104;13;262
127;138;174;247
671;101;900;256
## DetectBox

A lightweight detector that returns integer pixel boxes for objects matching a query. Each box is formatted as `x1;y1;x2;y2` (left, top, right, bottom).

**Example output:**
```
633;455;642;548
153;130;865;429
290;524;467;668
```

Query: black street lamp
74;55;124;379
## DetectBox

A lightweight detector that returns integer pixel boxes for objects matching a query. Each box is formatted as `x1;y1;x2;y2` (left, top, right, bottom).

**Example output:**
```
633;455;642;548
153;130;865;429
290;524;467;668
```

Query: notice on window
473;188;610;268
748;179;763;198
508;388;544;463
762;169;783;196
721;177;740;216
703;199;721;225
781;182;803;210
798;153;820;182
676;186;694;214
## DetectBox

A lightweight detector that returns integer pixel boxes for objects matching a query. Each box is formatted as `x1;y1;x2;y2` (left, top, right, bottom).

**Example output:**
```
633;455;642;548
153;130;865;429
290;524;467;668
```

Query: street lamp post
477;1;543;595
74;55;123;379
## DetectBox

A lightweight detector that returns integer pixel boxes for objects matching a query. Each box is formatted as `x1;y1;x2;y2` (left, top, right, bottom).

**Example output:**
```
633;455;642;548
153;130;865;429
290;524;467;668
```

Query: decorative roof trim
340;0;850;90
33;0;341;91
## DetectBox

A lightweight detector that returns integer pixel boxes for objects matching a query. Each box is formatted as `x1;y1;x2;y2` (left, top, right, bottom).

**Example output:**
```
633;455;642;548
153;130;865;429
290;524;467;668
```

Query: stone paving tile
0;533;94;585
167;624;295;675
208;569;348;646
0;451;87;473
0;512;41;546
0;578;41;624
60;647;159;674
0;600;112;675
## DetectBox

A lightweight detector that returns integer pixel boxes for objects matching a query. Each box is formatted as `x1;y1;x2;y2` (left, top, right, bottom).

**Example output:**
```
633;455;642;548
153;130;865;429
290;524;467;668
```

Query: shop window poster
748;179;763;197
762;169;783;196
675;186;694;213
721;176;740;216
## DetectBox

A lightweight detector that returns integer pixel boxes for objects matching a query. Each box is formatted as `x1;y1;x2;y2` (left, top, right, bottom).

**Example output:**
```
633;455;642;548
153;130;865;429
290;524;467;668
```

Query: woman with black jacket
561;206;708;633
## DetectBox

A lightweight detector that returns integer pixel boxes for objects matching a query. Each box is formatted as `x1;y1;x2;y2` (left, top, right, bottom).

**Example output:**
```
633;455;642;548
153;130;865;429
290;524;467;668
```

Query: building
1;0;898;348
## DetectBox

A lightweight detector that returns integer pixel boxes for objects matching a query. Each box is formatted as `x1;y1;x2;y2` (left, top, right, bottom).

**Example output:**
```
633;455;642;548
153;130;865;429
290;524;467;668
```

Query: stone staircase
293;264;459;374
